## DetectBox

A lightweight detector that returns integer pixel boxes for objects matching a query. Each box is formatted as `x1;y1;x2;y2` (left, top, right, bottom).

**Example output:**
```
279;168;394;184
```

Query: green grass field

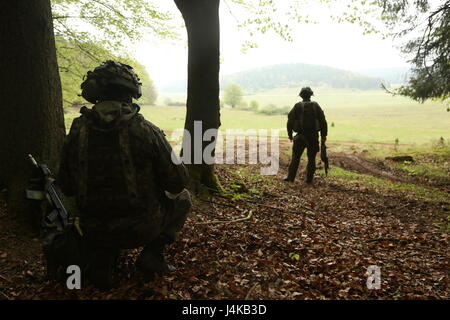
66;88;449;146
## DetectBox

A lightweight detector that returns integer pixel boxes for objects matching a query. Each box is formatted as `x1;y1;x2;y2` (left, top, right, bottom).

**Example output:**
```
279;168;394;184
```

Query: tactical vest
293;101;320;133
76;118;140;218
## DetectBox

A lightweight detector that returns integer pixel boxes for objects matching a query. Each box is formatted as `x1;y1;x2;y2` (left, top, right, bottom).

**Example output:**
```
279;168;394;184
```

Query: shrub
239;101;248;108
250;100;259;110
164;98;185;107
257;104;290;116
238;100;259;112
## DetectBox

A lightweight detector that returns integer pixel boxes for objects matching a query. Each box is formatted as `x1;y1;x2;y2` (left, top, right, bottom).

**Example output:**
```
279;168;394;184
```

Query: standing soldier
284;87;328;184
57;60;192;289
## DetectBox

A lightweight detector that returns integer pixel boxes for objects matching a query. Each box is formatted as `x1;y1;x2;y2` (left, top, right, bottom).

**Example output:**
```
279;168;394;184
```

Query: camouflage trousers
79;189;192;249
287;133;319;183
42;190;191;282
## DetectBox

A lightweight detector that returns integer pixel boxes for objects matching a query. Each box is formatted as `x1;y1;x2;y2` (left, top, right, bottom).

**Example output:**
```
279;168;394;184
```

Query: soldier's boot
89;247;119;290
136;235;176;277
136;190;191;280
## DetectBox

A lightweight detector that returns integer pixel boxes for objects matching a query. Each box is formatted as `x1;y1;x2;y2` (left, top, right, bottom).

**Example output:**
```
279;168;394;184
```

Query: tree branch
194;210;253;225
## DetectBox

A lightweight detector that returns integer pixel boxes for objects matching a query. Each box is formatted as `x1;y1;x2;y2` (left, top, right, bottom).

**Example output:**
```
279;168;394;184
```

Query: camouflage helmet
299;87;314;98
81;60;142;104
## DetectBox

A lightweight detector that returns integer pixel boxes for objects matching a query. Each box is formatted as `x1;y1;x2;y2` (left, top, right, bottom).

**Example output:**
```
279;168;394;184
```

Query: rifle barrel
28;154;38;168
47;186;69;226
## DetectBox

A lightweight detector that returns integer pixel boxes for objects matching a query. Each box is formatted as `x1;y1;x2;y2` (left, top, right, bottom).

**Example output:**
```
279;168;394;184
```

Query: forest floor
0;141;448;300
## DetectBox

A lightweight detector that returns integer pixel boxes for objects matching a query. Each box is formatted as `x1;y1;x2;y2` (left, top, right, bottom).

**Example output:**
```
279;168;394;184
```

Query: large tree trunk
174;0;222;192
0;0;65;232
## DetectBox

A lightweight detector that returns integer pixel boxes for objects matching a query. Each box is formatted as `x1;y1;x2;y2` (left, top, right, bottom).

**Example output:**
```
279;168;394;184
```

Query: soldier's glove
289;136;293;142
321;136;327;143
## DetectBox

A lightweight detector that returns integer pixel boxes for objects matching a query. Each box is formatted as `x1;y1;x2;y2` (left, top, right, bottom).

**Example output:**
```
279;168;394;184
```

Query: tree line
57;37;158;108
221;63;384;93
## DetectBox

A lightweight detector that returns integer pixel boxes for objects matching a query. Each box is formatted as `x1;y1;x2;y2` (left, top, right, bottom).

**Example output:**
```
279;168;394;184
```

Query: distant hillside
161;63;385;93
354;67;411;84
221;63;384;92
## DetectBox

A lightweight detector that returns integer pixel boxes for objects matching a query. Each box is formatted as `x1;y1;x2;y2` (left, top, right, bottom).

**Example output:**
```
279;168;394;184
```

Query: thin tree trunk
174;0;222;192
0;0;65;232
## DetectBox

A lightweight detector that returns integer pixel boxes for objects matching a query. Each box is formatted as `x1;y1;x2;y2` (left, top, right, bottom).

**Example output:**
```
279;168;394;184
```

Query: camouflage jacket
58;101;189;222
287;100;328;139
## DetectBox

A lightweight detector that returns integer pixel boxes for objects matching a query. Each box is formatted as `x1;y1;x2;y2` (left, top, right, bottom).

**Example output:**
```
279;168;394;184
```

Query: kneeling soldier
58;61;192;289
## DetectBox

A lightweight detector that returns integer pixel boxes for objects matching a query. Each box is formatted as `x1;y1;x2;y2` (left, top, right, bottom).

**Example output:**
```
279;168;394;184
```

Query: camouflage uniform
56;61;191;288
285;87;328;183
58;101;191;249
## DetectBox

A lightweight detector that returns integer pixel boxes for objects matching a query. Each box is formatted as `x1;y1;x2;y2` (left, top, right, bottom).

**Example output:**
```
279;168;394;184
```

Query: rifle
320;142;329;176
26;154;71;229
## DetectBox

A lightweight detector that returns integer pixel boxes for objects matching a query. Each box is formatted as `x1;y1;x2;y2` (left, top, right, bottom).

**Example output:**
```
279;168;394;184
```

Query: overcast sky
132;0;411;88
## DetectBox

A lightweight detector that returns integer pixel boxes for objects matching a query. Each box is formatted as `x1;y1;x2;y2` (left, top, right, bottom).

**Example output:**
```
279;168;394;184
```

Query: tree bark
174;0;223;192
0;0;65;232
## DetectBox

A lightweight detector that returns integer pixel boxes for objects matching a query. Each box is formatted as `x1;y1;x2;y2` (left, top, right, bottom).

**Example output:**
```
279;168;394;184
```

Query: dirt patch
330;152;410;182
281;141;415;184
328;151;450;195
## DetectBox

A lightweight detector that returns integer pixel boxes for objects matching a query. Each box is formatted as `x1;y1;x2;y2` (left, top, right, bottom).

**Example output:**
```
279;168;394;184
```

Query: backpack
293;101;320;133
76;102;140;217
